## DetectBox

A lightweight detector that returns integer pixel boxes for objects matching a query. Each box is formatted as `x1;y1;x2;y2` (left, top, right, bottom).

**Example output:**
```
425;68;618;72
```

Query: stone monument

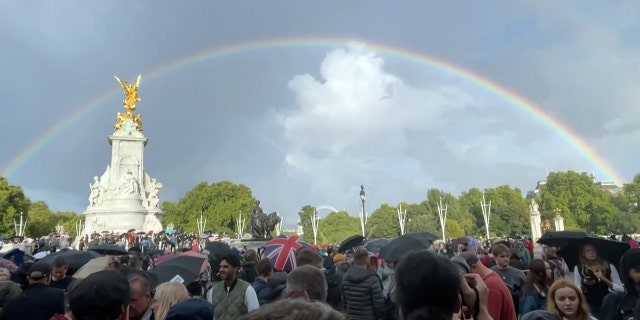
81;75;163;235
248;200;281;240
553;209;565;231
529;199;542;242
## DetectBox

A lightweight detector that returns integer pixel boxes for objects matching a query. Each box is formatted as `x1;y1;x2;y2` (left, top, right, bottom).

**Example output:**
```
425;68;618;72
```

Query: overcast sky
1;1;639;228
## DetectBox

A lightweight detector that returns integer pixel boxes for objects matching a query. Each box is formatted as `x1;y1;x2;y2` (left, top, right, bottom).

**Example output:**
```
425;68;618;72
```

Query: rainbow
0;36;626;183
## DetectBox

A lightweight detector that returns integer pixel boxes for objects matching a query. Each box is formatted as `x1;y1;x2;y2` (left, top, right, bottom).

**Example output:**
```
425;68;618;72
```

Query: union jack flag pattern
264;235;310;273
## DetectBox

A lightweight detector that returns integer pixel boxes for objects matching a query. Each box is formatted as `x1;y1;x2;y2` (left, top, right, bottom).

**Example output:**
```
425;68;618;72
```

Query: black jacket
0;283;65;320
340;265;385;320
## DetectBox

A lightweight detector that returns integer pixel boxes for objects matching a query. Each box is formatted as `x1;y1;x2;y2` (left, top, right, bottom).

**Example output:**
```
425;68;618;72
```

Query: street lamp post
236;210;245;239
437;198;448;241
359;185;366;237
197;211;207;235
480;193;492;240
397;204;408;235
311;209;320;245
14;212;26;237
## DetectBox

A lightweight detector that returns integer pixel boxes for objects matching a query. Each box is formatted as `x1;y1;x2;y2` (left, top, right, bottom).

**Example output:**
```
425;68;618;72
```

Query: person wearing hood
340;249;385;320
600;248;640;320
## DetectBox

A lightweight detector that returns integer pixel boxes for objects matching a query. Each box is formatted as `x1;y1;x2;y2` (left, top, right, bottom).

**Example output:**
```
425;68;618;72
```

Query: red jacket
525;240;534;257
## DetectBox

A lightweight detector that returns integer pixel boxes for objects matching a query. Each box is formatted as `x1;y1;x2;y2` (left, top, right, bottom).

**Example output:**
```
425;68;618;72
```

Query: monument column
80;74;163;237
554;209;565;231
529;199;542;242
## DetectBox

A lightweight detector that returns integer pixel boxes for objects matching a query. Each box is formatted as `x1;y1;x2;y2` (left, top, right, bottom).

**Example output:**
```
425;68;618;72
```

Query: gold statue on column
113;74;143;131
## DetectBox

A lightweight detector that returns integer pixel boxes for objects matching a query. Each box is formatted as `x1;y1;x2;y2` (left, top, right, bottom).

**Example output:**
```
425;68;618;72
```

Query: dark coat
0;283;65;320
252;277;284;306
340;265;385;320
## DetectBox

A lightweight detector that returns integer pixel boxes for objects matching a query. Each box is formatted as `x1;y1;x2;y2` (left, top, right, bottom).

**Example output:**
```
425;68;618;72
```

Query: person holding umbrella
573;243;623;318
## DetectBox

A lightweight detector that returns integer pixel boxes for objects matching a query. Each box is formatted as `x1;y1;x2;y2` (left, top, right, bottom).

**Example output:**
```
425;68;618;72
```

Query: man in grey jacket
340;249;385;320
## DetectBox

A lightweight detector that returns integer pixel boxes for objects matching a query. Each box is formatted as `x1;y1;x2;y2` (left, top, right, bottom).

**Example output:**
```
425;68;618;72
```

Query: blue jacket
519;291;546;316
252;277;283;306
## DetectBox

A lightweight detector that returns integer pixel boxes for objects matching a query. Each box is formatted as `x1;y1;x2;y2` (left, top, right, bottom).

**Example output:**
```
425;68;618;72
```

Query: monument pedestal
80;76;163;237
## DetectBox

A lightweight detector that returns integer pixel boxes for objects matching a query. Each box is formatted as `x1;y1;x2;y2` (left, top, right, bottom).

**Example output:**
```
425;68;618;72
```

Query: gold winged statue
113;74;143;131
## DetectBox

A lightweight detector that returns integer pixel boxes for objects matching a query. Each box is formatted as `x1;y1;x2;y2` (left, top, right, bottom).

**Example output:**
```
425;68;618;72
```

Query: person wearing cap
460;251;517;320
66;270;131;320
0;261;65;320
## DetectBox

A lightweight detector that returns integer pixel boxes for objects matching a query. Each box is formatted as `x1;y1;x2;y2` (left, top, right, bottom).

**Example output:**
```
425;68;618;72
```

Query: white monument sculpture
554;209;565;231
529;199;542;242
81;75;163;235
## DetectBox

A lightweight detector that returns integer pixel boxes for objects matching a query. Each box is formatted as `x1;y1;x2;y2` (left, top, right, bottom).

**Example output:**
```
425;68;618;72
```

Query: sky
1;1;639;229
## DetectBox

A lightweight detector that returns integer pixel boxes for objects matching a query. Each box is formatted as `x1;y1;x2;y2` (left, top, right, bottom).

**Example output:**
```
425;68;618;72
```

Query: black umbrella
40;250;101;269
150;255;205;284
537;231;589;248
337;235;365;253
558;236;630;269
379;232;437;262
88;244;129;255
363;238;391;254
204;242;232;261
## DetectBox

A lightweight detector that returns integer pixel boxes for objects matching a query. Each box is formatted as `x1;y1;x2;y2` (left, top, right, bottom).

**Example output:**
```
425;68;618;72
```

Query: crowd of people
0;234;638;320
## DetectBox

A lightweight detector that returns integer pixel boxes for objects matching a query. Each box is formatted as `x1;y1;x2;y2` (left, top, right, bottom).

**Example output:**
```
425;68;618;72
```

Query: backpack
547;259;565;281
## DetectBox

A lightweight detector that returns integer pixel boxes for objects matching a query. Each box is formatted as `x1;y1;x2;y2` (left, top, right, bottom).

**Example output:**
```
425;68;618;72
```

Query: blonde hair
152;282;189;320
547;280;592;320
240;299;345;320
580;244;609;272
543;246;558;260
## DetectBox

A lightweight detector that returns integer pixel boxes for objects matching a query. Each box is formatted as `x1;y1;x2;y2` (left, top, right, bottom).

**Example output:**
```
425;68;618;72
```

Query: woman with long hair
547;280;596;320
152;282;189;320
520;259;549;315
544;246;570;282
573;243;623;318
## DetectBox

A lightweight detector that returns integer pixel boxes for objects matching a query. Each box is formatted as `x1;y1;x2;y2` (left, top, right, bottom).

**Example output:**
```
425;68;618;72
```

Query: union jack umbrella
264;235;310;273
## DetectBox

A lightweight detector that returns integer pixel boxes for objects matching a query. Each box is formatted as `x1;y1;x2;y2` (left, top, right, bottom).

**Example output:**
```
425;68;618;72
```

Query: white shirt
573;263;624;292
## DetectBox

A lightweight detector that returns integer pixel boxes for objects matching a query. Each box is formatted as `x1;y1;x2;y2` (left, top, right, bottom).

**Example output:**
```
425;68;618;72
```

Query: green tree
621;174;640;213
483;185;529;237
445;220;465;238
297;205;315;243
458;188;485;235
162;181;256;233
367;204;401;239
55;212;84;238
538;171;619;233
25;201;56;237
405;201;439;235
317;211;360;244
0;177;31;237
423;189;474;236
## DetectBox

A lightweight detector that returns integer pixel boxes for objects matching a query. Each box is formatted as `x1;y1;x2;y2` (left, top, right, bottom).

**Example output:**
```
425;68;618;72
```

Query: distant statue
530;199;540;216
261;212;281;238
119;171;140;196
89;176;104;206
249;201;279;239
91;215;105;230
145;178;162;208
113;74;143;131
143;213;162;232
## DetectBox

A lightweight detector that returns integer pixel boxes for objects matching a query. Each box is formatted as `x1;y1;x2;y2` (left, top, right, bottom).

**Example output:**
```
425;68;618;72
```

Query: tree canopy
3;169;640;242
